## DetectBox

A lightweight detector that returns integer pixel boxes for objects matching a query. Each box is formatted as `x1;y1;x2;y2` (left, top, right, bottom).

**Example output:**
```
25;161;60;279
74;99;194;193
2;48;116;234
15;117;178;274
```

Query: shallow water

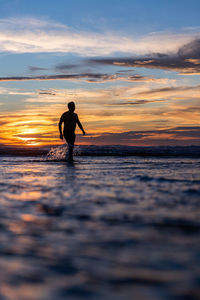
0;156;200;300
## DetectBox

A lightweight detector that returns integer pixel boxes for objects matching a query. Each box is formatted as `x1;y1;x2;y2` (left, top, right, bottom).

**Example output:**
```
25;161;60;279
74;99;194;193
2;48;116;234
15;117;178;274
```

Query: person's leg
68;143;74;161
64;132;75;161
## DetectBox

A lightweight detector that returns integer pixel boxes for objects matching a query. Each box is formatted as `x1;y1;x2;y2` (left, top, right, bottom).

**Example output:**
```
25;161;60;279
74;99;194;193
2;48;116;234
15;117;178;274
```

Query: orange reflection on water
21;214;37;222
6;191;43;201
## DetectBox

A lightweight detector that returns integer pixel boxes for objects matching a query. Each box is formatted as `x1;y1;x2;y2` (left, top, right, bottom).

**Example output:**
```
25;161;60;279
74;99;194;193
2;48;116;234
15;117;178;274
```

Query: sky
0;0;200;147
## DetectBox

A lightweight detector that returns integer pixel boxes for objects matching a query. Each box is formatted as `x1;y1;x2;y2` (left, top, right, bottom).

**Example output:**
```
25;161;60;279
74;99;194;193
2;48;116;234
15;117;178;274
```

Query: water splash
46;145;67;161
45;145;81;161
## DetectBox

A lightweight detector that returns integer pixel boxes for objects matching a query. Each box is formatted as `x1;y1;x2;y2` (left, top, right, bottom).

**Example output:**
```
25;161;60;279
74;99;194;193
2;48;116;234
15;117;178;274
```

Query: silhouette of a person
59;102;85;161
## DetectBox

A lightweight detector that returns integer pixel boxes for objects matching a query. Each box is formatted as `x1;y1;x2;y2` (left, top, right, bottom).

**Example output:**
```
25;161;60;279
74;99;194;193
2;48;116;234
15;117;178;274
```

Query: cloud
54;63;82;72
0;73;113;82
0;88;199;146
29;66;48;72
77;126;200;146
106;99;165;106
134;84;200;98
0;86;35;96
38;90;56;95
0;72;164;83
88;38;200;74
0;17;199;56
0;110;59;146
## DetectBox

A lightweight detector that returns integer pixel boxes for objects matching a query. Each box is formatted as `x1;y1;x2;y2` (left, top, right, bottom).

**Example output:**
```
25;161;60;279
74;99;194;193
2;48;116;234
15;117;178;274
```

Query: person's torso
62;111;77;132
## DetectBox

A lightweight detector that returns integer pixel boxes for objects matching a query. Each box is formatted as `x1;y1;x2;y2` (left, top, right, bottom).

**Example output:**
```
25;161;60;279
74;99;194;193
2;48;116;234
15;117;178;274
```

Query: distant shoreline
0;145;200;158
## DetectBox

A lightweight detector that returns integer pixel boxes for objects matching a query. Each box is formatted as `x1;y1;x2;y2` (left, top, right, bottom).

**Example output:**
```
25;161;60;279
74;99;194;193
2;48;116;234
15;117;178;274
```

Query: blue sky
0;0;200;146
1;0;200;32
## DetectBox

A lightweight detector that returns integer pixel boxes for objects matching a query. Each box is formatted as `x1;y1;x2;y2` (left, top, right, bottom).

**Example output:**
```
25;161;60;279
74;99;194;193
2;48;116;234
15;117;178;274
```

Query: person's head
68;101;75;112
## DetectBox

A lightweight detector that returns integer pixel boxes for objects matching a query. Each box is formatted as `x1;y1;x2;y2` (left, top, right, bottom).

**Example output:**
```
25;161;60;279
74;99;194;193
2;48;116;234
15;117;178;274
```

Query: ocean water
0;147;200;300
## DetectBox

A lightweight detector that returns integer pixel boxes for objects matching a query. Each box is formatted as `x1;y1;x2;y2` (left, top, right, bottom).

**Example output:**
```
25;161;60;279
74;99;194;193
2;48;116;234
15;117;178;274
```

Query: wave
45;145;200;160
0;145;200;158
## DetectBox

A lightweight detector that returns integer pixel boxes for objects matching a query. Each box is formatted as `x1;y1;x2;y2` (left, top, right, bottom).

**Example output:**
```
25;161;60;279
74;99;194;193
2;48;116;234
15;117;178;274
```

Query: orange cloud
0;80;199;146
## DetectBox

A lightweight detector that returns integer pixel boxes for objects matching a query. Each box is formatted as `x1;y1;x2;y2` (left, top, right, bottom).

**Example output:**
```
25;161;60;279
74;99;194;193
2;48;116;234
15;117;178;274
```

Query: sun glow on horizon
0;82;200;147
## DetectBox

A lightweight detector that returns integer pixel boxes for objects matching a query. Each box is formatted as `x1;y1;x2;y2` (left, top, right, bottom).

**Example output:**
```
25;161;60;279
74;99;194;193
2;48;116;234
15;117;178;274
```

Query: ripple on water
0;156;199;300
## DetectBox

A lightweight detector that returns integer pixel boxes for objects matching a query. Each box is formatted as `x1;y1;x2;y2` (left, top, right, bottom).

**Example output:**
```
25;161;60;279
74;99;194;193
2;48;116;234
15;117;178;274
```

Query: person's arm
58;115;64;139
76;115;85;135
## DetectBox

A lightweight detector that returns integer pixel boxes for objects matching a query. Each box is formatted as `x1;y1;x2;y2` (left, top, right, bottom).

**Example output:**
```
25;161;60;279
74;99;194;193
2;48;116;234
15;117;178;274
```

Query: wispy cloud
0;109;60;146
0;78;199;146
134;84;200;99
0;73;166;83
0;17;199;56
77;127;200;146
1;105;199;146
0;86;34;96
89;38;200;74
29;66;49;72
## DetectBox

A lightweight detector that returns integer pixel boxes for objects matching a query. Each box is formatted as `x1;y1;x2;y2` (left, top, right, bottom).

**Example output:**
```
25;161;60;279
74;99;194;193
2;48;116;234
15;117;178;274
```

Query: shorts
64;131;76;145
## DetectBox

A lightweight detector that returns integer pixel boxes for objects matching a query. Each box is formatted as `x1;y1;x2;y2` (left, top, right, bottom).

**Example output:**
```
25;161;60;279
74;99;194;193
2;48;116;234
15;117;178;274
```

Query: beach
1;0;200;298
0;148;200;300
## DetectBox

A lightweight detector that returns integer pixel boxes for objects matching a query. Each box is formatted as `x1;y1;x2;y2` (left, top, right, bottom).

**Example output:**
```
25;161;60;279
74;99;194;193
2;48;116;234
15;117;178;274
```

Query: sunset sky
0;0;200;147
